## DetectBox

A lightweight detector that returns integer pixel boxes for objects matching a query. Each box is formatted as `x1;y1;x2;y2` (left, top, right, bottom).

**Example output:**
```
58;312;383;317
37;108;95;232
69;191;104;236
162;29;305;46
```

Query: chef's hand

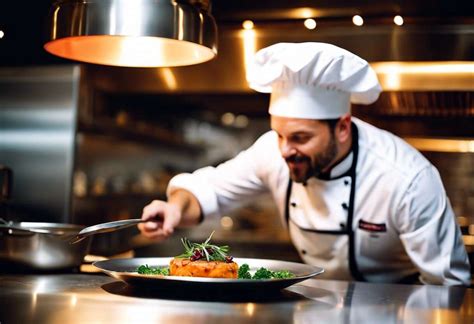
138;200;182;240
138;189;202;240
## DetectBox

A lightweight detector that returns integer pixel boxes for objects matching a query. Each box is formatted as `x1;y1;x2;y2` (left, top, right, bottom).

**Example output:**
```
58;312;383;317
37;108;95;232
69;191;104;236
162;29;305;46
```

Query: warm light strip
372;62;474;74
371;61;474;90
288;7;323;19
404;138;474;153
241;29;257;77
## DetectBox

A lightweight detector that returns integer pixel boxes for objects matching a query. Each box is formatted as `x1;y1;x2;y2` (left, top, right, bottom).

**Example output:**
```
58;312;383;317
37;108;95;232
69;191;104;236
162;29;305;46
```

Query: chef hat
246;42;382;119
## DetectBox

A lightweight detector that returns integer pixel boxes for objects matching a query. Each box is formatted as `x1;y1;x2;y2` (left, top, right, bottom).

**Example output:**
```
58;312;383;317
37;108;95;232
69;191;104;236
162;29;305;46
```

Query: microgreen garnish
237;263;295;279
237;263;252;279
176;231;232;262
137;264;169;275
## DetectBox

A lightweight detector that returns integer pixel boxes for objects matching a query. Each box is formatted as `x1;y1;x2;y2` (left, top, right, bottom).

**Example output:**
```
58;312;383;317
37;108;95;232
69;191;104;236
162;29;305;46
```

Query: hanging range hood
44;0;218;67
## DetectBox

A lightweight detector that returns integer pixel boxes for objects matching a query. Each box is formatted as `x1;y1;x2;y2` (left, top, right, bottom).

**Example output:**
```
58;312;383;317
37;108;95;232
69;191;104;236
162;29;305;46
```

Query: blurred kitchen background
0;0;473;263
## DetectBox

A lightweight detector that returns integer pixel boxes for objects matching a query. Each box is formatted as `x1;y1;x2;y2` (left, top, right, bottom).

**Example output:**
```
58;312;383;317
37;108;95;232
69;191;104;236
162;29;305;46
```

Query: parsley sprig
238;263;295;279
176;231;232;262
137;264;169;275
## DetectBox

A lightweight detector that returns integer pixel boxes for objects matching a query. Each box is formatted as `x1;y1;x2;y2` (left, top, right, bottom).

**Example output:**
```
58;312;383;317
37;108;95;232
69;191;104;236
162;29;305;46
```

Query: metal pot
0;222;91;272
0;165;91;272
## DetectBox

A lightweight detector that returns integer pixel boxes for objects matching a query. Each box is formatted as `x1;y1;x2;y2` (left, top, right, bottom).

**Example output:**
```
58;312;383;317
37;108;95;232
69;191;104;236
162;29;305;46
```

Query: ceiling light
393;15;404;26
304;19;317;30
44;0;217;68
0;30;4;39
221;112;235;126
234;115;249;128
242;20;254;30
352;15;364;26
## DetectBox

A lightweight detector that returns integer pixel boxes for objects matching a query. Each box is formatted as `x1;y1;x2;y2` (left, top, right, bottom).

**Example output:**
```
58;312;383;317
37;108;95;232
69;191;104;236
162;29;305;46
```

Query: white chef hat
246;42;382;119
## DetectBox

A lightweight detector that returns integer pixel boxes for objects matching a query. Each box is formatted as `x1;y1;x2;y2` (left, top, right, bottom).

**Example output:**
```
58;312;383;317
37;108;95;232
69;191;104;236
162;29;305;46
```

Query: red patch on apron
358;219;387;232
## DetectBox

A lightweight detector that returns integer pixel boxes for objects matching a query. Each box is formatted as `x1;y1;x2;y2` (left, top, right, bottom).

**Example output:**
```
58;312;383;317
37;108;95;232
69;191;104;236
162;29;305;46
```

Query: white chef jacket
168;118;471;285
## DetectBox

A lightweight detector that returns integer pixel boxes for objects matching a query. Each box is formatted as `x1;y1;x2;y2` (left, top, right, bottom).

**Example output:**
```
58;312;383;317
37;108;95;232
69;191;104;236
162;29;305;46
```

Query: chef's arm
168;189;203;226
138;131;276;240
138;189;202;239
397;166;471;286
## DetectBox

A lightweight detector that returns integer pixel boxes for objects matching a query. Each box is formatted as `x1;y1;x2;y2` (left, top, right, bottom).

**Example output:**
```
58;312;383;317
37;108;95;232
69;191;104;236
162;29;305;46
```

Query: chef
139;42;471;286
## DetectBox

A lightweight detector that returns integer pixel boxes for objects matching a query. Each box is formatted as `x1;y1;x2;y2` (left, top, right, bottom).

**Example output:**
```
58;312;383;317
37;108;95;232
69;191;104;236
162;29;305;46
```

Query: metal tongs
70;218;160;244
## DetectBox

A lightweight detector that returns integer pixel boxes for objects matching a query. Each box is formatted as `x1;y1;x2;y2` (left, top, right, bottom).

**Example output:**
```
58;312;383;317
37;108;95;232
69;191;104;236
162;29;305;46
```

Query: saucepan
0;220;92;272
0;166;91;272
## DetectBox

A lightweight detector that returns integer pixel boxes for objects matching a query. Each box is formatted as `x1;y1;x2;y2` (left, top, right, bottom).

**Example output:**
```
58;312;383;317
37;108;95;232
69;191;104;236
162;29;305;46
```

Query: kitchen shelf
78;118;204;153
74;193;165;200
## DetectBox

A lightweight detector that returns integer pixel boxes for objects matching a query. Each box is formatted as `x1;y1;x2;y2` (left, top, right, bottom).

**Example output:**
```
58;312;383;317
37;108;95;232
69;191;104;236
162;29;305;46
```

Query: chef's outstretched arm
137;131;277;240
138;189;202;240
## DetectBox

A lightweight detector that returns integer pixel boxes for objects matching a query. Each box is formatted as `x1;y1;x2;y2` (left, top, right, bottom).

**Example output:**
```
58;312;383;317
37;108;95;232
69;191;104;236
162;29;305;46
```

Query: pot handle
0;226;36;237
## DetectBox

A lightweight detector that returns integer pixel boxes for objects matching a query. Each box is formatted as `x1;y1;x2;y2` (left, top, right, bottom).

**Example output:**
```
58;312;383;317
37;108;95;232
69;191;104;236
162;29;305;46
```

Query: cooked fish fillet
169;258;238;278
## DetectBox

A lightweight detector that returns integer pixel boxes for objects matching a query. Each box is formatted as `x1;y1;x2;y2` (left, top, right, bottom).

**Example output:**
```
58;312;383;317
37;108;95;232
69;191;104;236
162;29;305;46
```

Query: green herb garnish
237;263;252;279
272;270;296;279
237;263;295;279
176;231;232;262
253;267;274;279
137;264;169;275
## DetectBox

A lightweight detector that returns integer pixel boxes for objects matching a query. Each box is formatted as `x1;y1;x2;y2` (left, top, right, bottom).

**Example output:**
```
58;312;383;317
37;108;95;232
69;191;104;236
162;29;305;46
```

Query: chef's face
271;116;341;183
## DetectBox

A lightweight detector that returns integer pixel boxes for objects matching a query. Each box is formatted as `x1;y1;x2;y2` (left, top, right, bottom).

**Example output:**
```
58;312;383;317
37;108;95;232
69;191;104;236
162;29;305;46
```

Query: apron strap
347;123;364;281
284;122;366;281
284;178;293;225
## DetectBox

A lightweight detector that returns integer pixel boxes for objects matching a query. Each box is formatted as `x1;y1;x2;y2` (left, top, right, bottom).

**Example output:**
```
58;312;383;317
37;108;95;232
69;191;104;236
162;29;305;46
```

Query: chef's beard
285;134;338;183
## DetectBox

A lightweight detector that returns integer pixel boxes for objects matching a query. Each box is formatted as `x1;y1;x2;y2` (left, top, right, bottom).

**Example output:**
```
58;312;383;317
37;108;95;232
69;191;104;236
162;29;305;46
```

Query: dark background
0;0;472;66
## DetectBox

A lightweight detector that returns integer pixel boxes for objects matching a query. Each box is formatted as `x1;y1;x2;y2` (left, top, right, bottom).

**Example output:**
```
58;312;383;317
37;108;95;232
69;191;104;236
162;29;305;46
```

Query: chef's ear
336;114;352;143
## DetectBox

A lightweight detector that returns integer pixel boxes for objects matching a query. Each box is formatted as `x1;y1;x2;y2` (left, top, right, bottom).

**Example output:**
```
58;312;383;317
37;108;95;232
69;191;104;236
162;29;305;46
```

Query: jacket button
290;202;297;207
341;202;348;210
344;180;350;186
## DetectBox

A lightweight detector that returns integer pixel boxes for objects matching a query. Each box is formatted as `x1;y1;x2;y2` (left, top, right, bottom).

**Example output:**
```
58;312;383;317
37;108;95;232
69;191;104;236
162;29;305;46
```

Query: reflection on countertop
0;273;472;324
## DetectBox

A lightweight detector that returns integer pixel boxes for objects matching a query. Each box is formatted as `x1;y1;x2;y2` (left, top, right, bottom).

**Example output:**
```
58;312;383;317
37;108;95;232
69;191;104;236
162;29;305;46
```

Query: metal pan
0;222;91;272
94;257;324;293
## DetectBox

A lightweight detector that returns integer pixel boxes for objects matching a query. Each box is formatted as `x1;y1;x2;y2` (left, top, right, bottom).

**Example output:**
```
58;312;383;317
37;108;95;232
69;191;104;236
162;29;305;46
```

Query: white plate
93;257;324;293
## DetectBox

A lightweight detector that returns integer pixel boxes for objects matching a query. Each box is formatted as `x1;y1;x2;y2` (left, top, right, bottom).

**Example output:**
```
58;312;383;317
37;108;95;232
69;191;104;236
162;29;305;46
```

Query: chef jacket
168;118;471;285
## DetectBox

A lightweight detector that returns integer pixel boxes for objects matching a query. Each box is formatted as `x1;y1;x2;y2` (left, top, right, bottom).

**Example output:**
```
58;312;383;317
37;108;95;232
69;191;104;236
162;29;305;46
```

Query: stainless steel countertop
0;273;472;323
